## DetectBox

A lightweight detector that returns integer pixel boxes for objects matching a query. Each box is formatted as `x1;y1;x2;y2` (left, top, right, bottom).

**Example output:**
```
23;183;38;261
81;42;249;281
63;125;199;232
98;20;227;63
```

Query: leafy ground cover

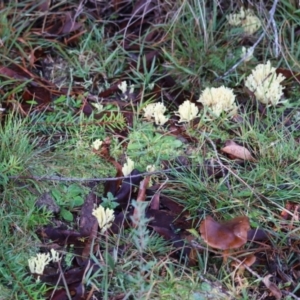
1;0;300;299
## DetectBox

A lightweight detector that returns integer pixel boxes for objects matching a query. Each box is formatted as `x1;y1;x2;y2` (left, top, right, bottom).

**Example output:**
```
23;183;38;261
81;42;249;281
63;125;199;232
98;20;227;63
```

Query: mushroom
200;215;250;261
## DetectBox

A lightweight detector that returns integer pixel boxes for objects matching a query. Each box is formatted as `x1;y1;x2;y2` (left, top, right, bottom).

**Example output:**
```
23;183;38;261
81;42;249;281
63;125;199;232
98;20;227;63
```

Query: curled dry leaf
232;254;256;269
200;215;250;250
262;274;282;300
221;140;257;162
231;254;256;277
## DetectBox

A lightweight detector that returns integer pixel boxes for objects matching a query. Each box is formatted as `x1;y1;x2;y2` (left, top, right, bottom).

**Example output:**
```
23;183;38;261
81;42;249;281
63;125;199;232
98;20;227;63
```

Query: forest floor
1;0;300;299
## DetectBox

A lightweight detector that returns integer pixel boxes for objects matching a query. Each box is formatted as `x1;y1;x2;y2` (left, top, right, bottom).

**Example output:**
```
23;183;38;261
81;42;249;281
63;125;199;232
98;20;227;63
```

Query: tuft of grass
0;115;41;185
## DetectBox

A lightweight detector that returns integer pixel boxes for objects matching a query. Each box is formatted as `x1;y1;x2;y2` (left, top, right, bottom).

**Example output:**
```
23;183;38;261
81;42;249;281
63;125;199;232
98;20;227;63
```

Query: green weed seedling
51;183;88;222
126;122;184;168
101;192;119;210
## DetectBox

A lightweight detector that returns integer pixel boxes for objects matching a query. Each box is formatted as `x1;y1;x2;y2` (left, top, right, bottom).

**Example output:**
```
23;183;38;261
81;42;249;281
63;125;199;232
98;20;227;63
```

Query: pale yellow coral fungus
245;61;285;105
50;249;61;262
241;47;254;62
197;86;237;117
92;139;103;150
122;157;135;176
227;7;261;35
28;253;51;275
143;102;169;125
242;14;261;35
118;81;127;94
176;100;199;123
92;205;115;234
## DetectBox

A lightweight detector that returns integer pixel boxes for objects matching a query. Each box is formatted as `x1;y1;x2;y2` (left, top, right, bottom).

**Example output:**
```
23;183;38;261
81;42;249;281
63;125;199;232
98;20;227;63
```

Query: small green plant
101;192;119;210
51;183;89;221
126;122;184;167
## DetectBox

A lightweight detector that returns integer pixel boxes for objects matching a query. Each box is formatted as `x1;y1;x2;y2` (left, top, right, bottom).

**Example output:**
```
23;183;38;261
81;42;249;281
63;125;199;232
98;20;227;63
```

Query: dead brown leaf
200;216;250;250
281;201;299;220
79;192;99;261
262;274;282;300
132;176;151;228
221;140;257;162
150;191;160;210
231;254;256;275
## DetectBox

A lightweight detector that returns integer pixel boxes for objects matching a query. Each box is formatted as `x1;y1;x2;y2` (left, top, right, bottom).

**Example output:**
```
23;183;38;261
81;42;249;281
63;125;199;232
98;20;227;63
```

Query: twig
270;10;280;58
8;166;187;183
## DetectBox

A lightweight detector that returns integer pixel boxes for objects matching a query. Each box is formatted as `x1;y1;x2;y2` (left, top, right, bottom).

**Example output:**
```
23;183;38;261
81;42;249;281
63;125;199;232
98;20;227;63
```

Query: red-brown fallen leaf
98;84;119;98
281;201;299;220
147;186;186;213
22;86;52;105
150;191;160;210
231;253;257;286
79;192;99;261
112;0;122;11
147;209;193;232
276;68;300;83
132;176;151;228
200;215;250;250
221;140;257;162
0;66;30;80
136;177;150;203
129;50;161;71
242;254;256;267
150;226;174;240
110;211;130;234
103;169;143;211
38;227;83;245
231;254;256;274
